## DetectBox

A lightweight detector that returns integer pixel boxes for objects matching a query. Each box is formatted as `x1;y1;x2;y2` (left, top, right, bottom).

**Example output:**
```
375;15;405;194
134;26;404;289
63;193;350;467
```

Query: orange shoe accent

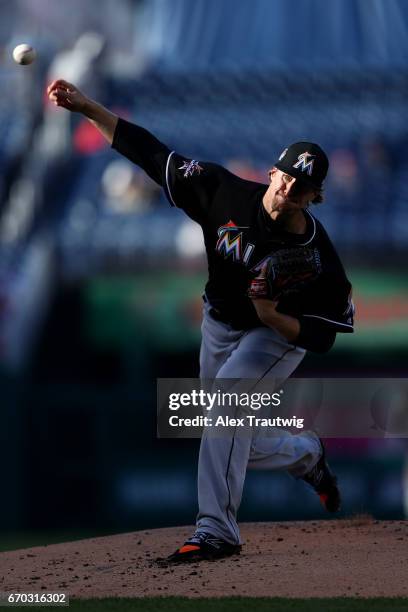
178;545;201;554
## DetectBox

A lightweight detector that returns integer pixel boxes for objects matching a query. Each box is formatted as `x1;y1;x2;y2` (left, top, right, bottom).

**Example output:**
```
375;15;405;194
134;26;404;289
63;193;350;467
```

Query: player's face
268;168;316;213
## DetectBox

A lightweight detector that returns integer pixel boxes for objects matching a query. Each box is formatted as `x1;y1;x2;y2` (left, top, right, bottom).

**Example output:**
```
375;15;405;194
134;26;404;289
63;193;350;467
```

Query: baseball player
47;79;354;564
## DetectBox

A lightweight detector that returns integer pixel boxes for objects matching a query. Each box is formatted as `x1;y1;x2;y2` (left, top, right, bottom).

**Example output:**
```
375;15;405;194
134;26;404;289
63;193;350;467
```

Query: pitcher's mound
1;517;407;598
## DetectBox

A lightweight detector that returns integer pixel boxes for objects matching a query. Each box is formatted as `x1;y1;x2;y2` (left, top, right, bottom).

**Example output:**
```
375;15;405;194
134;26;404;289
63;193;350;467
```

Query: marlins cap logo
293;152;315;176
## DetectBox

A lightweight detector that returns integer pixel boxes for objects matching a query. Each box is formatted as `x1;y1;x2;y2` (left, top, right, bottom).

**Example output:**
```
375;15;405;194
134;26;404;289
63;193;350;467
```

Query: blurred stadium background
1;0;408;550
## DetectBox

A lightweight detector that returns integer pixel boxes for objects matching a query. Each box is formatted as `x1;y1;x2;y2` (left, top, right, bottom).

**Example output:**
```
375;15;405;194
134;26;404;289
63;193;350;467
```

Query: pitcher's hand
47;79;88;112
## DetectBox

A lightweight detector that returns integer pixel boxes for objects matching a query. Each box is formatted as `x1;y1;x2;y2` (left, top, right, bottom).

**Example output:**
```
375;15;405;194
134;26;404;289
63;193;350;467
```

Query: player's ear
268;167;277;182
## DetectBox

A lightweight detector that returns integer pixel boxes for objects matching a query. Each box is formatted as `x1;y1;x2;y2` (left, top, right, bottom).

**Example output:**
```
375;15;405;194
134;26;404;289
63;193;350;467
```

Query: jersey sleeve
112;118;171;186
163;152;229;222
112;118;229;223
299;221;355;334
295;317;337;353
300;279;355;334
278;276;355;335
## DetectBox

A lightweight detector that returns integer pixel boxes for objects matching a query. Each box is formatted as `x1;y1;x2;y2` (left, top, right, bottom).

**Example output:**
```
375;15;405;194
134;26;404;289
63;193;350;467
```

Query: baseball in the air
12;44;37;65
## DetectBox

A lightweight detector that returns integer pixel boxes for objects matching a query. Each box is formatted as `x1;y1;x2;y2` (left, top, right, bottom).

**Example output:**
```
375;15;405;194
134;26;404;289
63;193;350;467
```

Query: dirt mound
1;520;408;599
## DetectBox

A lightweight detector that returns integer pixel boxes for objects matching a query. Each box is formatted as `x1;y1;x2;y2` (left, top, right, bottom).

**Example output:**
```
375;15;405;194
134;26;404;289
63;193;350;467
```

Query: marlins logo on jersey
216;220;254;264
178;159;203;178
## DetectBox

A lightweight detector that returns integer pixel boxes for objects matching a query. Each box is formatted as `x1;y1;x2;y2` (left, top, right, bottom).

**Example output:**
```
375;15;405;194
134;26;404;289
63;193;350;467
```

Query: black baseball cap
274;142;329;190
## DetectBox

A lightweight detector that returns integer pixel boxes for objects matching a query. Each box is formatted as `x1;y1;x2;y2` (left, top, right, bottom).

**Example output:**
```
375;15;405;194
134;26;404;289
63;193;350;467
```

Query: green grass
31;597;408;612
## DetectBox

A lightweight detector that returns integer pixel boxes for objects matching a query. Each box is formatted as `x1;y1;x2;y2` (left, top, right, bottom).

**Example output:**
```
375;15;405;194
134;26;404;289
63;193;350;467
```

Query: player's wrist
254;301;300;341
81;97;95;116
252;298;279;324
262;308;283;325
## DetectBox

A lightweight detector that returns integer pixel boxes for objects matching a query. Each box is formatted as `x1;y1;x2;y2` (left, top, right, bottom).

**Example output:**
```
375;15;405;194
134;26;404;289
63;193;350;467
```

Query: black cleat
302;438;341;513
165;531;241;564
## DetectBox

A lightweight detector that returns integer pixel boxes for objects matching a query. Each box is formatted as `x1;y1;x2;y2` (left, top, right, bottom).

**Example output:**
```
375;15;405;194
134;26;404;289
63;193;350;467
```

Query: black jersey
112;119;354;352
